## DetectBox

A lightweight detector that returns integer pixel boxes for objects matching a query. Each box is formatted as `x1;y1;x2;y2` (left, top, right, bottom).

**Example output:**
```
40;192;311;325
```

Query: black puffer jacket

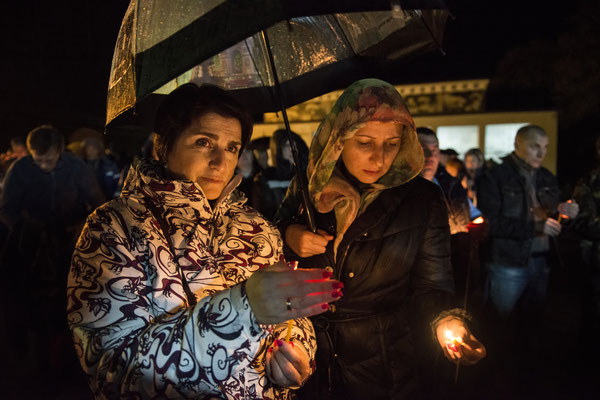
477;154;559;266
276;176;455;399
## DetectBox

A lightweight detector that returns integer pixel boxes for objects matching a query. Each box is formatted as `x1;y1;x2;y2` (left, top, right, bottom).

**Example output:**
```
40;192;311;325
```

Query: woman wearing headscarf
67;84;344;399
276;79;485;399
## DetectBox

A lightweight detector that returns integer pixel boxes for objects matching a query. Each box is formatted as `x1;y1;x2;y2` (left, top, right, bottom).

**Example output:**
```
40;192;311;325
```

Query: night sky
0;1;593;156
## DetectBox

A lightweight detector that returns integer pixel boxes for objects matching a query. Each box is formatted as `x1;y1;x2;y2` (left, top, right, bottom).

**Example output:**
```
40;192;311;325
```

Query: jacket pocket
501;184;523;219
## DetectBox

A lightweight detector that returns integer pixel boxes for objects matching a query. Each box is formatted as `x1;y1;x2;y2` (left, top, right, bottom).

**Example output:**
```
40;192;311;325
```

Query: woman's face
341;121;402;184
166;112;242;200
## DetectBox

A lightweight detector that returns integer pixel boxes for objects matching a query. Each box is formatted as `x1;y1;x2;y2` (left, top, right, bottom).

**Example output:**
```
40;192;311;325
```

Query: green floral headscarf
307;78;424;256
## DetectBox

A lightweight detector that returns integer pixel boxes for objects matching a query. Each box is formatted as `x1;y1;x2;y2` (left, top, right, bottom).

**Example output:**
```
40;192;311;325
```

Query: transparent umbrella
107;0;448;125
106;0;449;230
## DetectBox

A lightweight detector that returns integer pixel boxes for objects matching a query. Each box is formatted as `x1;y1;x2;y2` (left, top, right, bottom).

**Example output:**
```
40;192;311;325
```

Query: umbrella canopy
107;0;448;127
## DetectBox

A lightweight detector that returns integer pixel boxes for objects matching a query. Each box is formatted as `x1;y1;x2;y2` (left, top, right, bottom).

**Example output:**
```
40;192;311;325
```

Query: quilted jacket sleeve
67;205;270;398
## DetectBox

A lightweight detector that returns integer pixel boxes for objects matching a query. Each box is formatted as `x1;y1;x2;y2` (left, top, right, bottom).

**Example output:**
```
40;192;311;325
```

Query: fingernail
323;271;333;278
332;282;344;289
321;303;329;310
276;339;284;347
331;290;342;298
268;347;273;353
288;261;299;270
289;341;294;347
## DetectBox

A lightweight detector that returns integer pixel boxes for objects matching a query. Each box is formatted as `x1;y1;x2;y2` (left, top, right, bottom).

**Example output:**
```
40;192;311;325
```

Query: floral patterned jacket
67;159;316;399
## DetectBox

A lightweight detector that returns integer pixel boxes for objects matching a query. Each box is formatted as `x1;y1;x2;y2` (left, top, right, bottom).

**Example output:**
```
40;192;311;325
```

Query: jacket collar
121;158;245;217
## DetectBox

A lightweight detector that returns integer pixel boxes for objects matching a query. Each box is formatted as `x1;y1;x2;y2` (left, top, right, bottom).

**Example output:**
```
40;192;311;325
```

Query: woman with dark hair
276;79;486;399
67;83;343;399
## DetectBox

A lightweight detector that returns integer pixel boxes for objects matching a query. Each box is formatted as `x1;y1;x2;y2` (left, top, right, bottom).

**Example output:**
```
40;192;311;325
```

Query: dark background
1;0;599;184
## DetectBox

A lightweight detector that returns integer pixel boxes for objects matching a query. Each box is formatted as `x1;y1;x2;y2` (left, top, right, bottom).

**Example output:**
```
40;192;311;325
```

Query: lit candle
444;330;463;353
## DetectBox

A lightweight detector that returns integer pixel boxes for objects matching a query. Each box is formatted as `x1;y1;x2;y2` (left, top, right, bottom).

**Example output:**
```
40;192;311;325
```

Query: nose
208;146;225;170
369;144;384;168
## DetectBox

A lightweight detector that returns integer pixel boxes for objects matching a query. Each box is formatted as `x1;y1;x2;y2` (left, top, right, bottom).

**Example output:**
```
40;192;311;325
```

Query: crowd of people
0;79;598;399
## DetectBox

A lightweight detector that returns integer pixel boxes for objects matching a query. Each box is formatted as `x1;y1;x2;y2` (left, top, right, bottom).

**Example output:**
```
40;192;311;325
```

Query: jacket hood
306;79;424;255
121;158;245;214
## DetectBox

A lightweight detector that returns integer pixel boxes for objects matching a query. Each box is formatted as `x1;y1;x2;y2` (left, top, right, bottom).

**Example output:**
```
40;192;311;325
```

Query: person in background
476;124;579;387
81;136;122;199
235;146;256;201
0;125;105;393
277;79;485;399
464;148;486;206
253;129;308;221
440;148;458;167
67;83;341;399
417;128;475;312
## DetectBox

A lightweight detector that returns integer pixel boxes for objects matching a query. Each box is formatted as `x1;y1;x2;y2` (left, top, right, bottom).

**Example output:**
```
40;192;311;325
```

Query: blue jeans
486;256;549;316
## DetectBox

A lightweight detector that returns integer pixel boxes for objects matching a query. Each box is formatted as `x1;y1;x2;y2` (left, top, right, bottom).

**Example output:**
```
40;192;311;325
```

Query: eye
226;145;240;154
385;141;400;148
195;138;211;147
356;140;371;147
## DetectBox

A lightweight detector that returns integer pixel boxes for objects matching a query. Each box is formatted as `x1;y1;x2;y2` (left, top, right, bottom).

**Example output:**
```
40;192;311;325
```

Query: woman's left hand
435;316;486;366
266;339;311;388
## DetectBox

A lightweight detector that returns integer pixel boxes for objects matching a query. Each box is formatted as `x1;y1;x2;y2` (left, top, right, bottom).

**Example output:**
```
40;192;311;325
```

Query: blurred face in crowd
167;112;242;200
514;132;548;169
253;148;269;170
236;149;254;178
31;146;61;172
464;154;482;173
281;139;294;164
84;143;103;160
341;121;402;184
11;144;28;159
418;134;440;181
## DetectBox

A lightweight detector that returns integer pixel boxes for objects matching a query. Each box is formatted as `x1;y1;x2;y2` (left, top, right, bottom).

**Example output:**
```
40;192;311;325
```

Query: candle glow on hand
444;330;464;353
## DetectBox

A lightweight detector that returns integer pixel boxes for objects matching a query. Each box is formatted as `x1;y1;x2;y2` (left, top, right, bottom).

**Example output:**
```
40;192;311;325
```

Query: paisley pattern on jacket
307;78;425;254
67;158;316;399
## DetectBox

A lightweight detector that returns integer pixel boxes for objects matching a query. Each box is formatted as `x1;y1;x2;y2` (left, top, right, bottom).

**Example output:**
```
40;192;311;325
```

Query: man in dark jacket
0;125;105;389
477;125;578;315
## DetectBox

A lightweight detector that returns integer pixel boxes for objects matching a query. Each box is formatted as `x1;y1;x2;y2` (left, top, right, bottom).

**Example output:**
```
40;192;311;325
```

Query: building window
484;123;529;163
436;125;479;159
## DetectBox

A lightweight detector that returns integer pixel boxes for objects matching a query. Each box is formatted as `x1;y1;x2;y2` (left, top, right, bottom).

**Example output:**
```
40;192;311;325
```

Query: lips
201;177;223;184
362;170;381;176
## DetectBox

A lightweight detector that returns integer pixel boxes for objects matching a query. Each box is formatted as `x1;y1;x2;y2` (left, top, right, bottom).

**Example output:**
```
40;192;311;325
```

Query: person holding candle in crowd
276;79;486;399
67;84;344;399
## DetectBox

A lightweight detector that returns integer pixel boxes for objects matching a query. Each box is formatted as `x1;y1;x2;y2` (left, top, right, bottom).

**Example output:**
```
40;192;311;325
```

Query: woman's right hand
285;224;333;258
246;261;343;324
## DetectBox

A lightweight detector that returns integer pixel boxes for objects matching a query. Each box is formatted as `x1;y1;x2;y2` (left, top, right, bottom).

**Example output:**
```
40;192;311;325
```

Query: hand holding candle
435;316;486;366
246;260;343;324
558;199;579;222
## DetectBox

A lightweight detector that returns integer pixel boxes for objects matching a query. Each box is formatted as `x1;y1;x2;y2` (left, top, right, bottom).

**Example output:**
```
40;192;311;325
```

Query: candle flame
472;216;484;224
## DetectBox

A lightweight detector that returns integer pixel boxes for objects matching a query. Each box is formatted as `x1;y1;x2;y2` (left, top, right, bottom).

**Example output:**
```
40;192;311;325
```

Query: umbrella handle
261;30;318;233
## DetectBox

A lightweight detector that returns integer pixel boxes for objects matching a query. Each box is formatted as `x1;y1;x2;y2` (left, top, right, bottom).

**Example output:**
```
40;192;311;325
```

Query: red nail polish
331;291;342;298
268;347;273;353
323;271;333;278
276;339;284;347
321;303;329;310
332;282;344;289
289;341;294;347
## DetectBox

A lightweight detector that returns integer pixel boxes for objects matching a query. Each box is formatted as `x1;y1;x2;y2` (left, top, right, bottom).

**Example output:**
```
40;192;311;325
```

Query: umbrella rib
243;38;278;111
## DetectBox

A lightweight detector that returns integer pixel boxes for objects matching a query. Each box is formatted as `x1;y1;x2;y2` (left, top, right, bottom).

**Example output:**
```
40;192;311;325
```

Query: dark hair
153;83;253;163
465;148;484;163
416;127;437;137
516;124;547;142
26;125;64;154
441;149;458;157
